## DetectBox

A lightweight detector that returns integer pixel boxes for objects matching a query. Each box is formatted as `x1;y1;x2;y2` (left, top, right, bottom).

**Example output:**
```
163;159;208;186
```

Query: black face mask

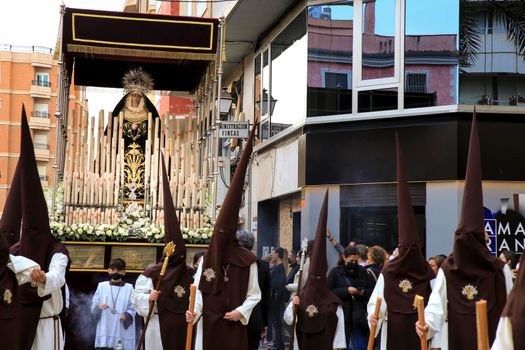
344;261;358;276
109;272;123;281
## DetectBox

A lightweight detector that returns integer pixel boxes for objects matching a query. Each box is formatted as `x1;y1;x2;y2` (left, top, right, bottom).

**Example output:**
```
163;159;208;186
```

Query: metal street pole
211;16;225;220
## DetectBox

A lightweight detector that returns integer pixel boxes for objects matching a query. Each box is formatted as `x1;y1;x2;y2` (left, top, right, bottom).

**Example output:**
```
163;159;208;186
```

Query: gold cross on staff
160;241;176;276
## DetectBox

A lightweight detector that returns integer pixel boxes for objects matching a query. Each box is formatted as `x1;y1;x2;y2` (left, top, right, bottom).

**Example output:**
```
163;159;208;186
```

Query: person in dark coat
237;230;271;350
269;247;287;350
327;246;371;350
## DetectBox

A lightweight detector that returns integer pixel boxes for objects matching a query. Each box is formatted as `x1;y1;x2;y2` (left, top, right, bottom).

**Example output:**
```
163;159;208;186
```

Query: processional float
54;7;226;231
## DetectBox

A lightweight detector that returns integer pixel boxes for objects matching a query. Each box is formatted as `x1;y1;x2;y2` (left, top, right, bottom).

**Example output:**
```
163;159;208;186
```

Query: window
406;73;427;93
307;3;354;118
37;163;48;181
34;103;49;118
405;0;458;108
361;0;397;81
324;71;350;89
255;11;307;140
33;133;48;150
35;73;50;87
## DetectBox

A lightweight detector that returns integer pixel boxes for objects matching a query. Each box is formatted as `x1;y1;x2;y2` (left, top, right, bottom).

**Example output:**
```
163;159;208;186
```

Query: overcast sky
0;0;127;117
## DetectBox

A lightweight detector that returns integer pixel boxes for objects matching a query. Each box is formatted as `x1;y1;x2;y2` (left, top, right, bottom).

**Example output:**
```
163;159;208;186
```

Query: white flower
77;228;84;234
202;234;208;239
182;234;188;239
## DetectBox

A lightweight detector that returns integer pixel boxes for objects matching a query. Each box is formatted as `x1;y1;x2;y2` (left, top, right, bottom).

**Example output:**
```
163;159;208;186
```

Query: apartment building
0;45;86;212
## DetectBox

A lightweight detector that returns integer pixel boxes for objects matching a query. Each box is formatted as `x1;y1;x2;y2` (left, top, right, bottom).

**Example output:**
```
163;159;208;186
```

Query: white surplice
91;281;136;350
423;265;513;350
32;252;68;350
491;317;514;350
283;299;346;350
132;274;163;350
191;259;261;350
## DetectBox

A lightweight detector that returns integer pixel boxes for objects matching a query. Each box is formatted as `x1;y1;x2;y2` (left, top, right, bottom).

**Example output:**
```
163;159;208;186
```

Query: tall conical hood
161;154;185;257
0;162;22;246
143;155;188;277
395;132;420;247
382;133;433;315
457;110;485;241
441;112;507;349
307;191;329;281
298;190;341;334
18;105;53;269
199;120;258;295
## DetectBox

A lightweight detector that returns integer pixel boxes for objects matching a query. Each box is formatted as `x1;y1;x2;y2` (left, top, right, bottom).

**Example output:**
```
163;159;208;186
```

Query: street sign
218;121;250;139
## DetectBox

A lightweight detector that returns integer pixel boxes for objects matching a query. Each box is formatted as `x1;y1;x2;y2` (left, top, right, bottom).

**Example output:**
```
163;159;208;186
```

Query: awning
224;0;301;78
62;8;219;91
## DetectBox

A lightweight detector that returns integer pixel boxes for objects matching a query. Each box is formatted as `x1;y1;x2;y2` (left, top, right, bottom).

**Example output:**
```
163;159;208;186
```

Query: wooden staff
476;300;489;350
136;242;176;350
414;295;428;350
367;296;382;350
290;239;308;350
185;284;197;350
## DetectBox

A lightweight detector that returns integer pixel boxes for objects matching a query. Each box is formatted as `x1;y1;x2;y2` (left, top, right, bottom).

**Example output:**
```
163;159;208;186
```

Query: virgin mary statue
112;68;160;203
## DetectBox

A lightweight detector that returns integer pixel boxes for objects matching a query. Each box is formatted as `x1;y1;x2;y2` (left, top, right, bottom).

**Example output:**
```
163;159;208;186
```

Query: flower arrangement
50;203;212;244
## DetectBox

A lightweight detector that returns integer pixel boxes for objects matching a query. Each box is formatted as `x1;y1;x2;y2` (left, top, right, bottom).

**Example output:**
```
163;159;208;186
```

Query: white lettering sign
218;121;249;139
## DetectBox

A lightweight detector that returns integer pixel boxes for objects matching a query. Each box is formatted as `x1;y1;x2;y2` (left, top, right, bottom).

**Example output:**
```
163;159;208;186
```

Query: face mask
344;261;358;274
109;272;123;281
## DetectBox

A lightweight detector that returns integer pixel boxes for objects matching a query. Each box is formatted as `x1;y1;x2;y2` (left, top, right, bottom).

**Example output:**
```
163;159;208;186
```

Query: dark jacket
270;262;287;302
365;263;382;291
248;259;271;332
327;264;371;344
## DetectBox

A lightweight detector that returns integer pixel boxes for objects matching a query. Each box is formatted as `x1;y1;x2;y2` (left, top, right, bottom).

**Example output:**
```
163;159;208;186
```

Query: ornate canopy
61;7;219;91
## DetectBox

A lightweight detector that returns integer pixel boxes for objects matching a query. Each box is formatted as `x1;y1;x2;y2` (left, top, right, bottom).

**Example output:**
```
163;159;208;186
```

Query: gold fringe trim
67;44;217;62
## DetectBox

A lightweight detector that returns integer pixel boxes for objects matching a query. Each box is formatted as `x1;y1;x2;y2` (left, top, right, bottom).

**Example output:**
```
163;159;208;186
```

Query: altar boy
92;258;136;350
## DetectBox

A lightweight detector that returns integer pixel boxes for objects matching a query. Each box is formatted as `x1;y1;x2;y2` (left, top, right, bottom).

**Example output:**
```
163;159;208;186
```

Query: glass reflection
358;88;398;112
307;3;354;118
255;13;306;140
459;2;525;107
270;12;307;138
362;0;396;80
405;0;459;108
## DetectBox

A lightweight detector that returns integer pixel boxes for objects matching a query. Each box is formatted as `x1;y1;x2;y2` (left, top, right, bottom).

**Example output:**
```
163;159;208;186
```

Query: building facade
0;45;86;213
198;0;525;263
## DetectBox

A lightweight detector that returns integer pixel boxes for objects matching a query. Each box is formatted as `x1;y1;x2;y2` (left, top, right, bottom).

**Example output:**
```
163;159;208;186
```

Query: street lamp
219;90;234;120
256;88;277;116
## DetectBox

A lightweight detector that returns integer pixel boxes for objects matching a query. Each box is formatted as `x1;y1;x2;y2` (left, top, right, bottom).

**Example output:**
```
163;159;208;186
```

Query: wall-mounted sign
485;208;524;256
218;121;249;139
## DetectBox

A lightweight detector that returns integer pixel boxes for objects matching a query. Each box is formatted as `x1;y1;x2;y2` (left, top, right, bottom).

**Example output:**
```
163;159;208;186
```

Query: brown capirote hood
441;111;506;348
382;132;434;314
297;190;342;334
199;120;257;295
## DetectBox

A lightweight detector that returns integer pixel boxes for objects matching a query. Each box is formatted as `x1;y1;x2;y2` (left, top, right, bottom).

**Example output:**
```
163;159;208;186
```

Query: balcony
30;80;51;98
30;112;51;130
34;143;50;159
